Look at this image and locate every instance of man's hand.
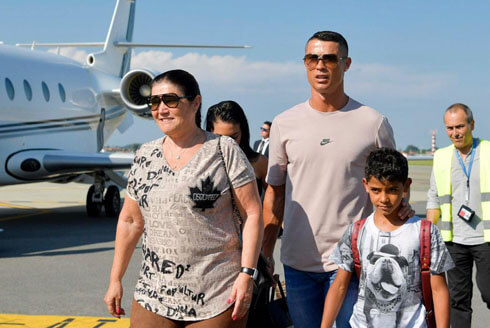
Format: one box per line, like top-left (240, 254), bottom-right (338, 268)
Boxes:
top-left (398, 198), bottom-right (415, 220)
top-left (264, 256), bottom-right (275, 276)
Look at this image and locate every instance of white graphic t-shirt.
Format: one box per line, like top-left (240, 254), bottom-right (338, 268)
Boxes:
top-left (126, 132), bottom-right (255, 321)
top-left (330, 214), bottom-right (454, 328)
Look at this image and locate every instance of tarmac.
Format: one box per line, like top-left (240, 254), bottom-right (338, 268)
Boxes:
top-left (0, 164), bottom-right (489, 327)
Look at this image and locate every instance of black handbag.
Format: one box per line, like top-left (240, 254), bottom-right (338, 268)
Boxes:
top-left (217, 137), bottom-right (292, 327)
top-left (246, 256), bottom-right (292, 328)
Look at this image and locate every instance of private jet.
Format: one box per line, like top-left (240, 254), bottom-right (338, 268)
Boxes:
top-left (0, 0), bottom-right (248, 217)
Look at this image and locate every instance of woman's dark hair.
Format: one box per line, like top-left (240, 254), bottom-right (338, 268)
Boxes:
top-left (151, 69), bottom-right (202, 127)
top-left (365, 148), bottom-right (408, 183)
top-left (205, 100), bottom-right (259, 162)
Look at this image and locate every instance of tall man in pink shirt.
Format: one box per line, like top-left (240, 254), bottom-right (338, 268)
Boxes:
top-left (262, 31), bottom-right (397, 327)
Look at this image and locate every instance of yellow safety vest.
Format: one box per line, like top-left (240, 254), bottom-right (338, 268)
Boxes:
top-left (433, 139), bottom-right (490, 242)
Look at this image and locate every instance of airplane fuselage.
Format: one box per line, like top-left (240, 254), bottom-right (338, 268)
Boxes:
top-left (0, 45), bottom-right (127, 185)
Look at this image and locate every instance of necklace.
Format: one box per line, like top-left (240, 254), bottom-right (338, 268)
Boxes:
top-left (167, 131), bottom-right (201, 165)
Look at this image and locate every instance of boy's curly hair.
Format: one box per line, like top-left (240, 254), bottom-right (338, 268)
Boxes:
top-left (365, 148), bottom-right (408, 183)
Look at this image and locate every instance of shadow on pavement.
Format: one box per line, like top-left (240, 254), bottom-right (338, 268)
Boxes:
top-left (0, 205), bottom-right (118, 258)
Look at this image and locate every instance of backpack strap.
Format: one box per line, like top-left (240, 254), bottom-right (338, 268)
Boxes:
top-left (352, 218), bottom-right (367, 280)
top-left (420, 219), bottom-right (436, 328)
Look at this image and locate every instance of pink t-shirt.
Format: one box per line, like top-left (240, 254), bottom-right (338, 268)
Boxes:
top-left (267, 98), bottom-right (395, 272)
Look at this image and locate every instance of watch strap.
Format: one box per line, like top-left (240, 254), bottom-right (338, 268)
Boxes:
top-left (240, 267), bottom-right (258, 280)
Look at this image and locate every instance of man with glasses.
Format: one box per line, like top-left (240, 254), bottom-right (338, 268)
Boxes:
top-left (253, 121), bottom-right (271, 157)
top-left (262, 31), bottom-right (397, 328)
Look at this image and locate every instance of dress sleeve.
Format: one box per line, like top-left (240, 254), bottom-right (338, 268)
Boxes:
top-left (429, 224), bottom-right (455, 274)
top-left (265, 117), bottom-right (288, 186)
top-left (375, 116), bottom-right (396, 149)
top-left (220, 136), bottom-right (256, 189)
top-left (126, 147), bottom-right (143, 202)
top-left (426, 169), bottom-right (440, 210)
top-left (329, 224), bottom-right (355, 272)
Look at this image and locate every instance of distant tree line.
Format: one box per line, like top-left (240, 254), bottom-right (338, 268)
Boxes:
top-left (401, 145), bottom-right (436, 154)
top-left (125, 143), bottom-right (141, 152)
top-left (103, 143), bottom-right (141, 153)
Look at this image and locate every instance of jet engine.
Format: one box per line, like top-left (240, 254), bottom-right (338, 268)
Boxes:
top-left (119, 69), bottom-right (154, 119)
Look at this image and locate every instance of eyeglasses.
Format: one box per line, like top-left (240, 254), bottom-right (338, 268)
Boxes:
top-left (147, 93), bottom-right (193, 110)
top-left (303, 53), bottom-right (346, 70)
top-left (260, 127), bottom-right (269, 132)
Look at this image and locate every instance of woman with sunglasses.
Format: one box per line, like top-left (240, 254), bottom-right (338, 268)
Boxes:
top-left (104, 69), bottom-right (263, 328)
top-left (205, 101), bottom-right (268, 197)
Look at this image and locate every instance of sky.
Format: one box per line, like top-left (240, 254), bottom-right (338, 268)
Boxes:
top-left (1, 0), bottom-right (490, 150)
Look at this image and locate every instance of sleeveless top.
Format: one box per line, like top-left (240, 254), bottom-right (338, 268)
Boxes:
top-left (126, 132), bottom-right (255, 320)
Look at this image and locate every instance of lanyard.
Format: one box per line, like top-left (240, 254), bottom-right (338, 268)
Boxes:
top-left (455, 138), bottom-right (478, 202)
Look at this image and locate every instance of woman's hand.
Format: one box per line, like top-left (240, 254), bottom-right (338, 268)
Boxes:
top-left (104, 280), bottom-right (126, 318)
top-left (228, 273), bottom-right (254, 321)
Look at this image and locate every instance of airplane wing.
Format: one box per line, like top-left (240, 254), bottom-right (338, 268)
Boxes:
top-left (5, 149), bottom-right (134, 185)
top-left (15, 42), bottom-right (251, 49)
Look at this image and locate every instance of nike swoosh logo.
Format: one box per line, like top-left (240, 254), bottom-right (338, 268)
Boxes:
top-left (320, 138), bottom-right (331, 146)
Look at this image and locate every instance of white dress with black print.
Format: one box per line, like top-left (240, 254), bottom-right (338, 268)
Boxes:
top-left (126, 132), bottom-right (255, 321)
top-left (330, 215), bottom-right (455, 328)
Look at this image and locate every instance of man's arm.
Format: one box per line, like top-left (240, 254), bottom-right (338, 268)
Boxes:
top-left (262, 184), bottom-right (285, 270)
top-left (321, 268), bottom-right (353, 328)
top-left (426, 169), bottom-right (441, 224)
top-left (431, 273), bottom-right (450, 328)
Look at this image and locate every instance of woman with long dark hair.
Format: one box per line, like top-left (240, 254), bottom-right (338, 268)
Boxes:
top-left (206, 101), bottom-right (268, 196)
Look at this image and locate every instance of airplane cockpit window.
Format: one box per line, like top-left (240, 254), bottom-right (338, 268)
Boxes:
top-left (58, 83), bottom-right (66, 103)
top-left (23, 80), bottom-right (32, 101)
top-left (5, 78), bottom-right (15, 100)
top-left (41, 81), bottom-right (50, 102)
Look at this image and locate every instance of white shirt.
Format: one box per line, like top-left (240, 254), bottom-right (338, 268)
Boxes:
top-left (257, 138), bottom-right (269, 154)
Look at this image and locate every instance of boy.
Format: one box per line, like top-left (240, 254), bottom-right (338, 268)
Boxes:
top-left (321, 148), bottom-right (454, 328)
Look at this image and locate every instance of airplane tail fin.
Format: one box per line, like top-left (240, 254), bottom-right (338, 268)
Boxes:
top-left (15, 0), bottom-right (250, 77)
top-left (87, 0), bottom-right (135, 77)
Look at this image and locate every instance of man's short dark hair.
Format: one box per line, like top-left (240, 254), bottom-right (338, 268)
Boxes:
top-left (263, 121), bottom-right (272, 127)
top-left (365, 148), bottom-right (408, 183)
top-left (307, 31), bottom-right (349, 57)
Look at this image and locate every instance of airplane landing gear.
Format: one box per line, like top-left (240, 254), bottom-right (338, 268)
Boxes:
top-left (86, 180), bottom-right (121, 217)
top-left (86, 184), bottom-right (103, 217)
top-left (104, 185), bottom-right (121, 217)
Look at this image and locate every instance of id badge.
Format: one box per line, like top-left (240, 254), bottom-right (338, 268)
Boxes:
top-left (458, 204), bottom-right (475, 222)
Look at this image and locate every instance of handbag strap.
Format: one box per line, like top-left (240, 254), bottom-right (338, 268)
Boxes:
top-left (269, 275), bottom-right (287, 301)
top-left (217, 137), bottom-right (243, 229)
top-left (420, 219), bottom-right (436, 328)
top-left (352, 218), bottom-right (367, 280)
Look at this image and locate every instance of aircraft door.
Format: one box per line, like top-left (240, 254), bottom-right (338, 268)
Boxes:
top-left (96, 108), bottom-right (105, 152)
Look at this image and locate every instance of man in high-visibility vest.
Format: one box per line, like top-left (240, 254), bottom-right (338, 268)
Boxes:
top-left (427, 103), bottom-right (490, 327)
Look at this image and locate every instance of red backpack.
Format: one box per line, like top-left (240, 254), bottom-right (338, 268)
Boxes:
top-left (351, 218), bottom-right (435, 328)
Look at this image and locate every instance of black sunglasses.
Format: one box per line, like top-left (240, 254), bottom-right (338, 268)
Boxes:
top-left (147, 93), bottom-right (194, 110)
top-left (303, 53), bottom-right (346, 69)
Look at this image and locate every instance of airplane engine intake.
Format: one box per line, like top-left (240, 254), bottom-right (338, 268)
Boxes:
top-left (120, 69), bottom-right (154, 119)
